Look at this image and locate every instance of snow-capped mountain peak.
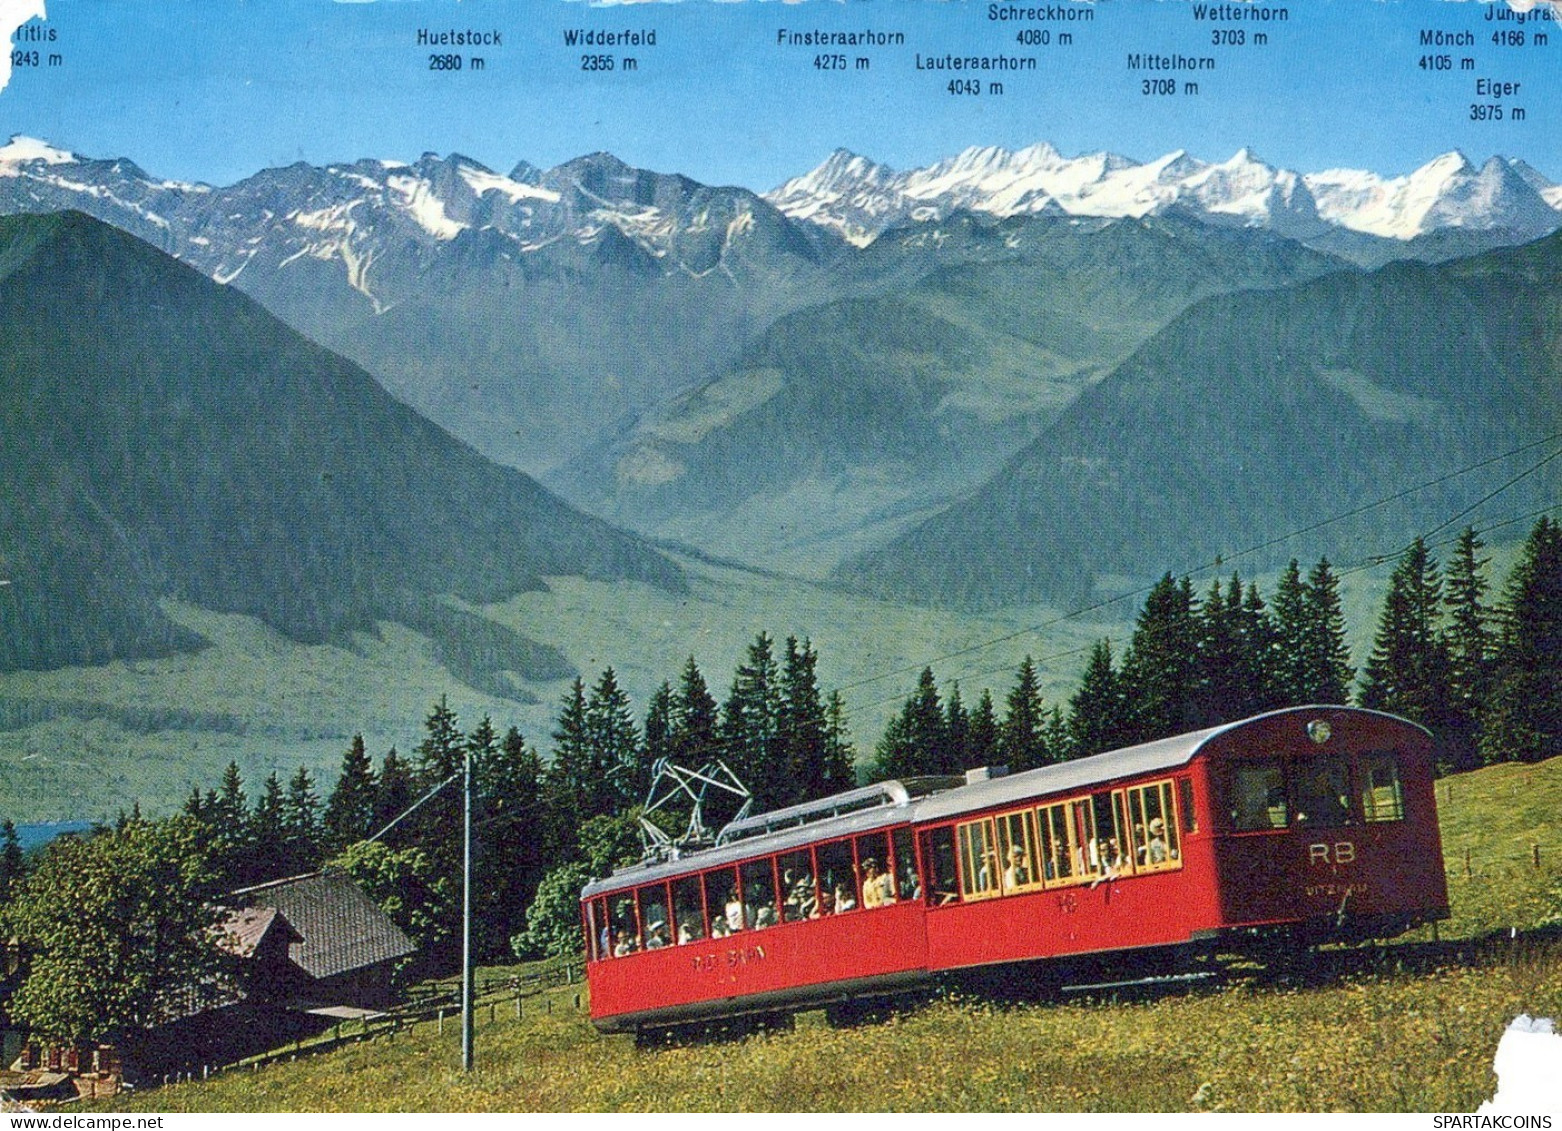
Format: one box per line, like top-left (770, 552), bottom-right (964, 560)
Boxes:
top-left (1307, 148), bottom-right (1558, 239)
top-left (0, 135), bottom-right (76, 168)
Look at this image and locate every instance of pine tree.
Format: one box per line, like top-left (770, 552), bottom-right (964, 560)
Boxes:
top-left (474, 725), bottom-right (547, 957)
top-left (1069, 640), bottom-right (1129, 758)
top-left (873, 708), bottom-right (915, 782)
top-left (777, 637), bottom-right (831, 805)
top-left (408, 697), bottom-right (465, 880)
top-left (323, 734), bottom-right (378, 853)
top-left (247, 772), bottom-right (286, 886)
top-left (182, 786), bottom-right (208, 822)
top-left (944, 683), bottom-right (971, 777)
top-left (212, 761), bottom-right (248, 844)
top-left (640, 682), bottom-right (675, 804)
top-left (967, 689), bottom-right (1001, 770)
top-left (414, 695), bottom-right (465, 786)
top-left (1270, 559), bottom-right (1311, 705)
top-left (999, 656), bottom-right (1049, 771)
top-left (282, 766), bottom-right (322, 874)
top-left (372, 747), bottom-right (414, 847)
top-left (586, 667), bottom-right (641, 813)
top-left (1438, 528), bottom-right (1494, 770)
top-left (1359, 539), bottom-right (1453, 736)
top-left (821, 691), bottom-right (857, 794)
top-left (1238, 580), bottom-right (1282, 714)
top-left (1044, 705), bottom-right (1073, 764)
top-left (874, 668), bottom-right (947, 780)
top-left (671, 657), bottom-right (721, 771)
top-left (721, 635), bottom-right (783, 809)
top-left (546, 677), bottom-right (597, 851)
top-left (466, 715), bottom-right (499, 784)
top-left (1480, 517), bottom-right (1562, 764)
top-left (211, 761), bottom-right (253, 887)
top-left (1120, 573), bottom-right (1200, 743)
top-left (0, 818), bottom-right (25, 903)
top-left (1195, 574), bottom-right (1259, 725)
top-left (1299, 558), bottom-right (1355, 704)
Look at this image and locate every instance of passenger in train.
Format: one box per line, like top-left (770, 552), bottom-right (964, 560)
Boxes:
top-left (1090, 839), bottom-right (1123, 888)
top-left (612, 929), bottom-right (638, 957)
top-left (754, 903), bottom-right (778, 928)
top-left (1144, 818), bottom-right (1170, 864)
top-left (811, 888), bottom-right (836, 917)
top-left (724, 888), bottom-right (747, 933)
top-left (1003, 844), bottom-right (1030, 889)
top-left (861, 858), bottom-right (895, 907)
top-left (833, 881), bottom-right (857, 912)
top-left (899, 864), bottom-right (922, 901)
top-left (677, 919), bottom-right (702, 945)
top-left (785, 873), bottom-right (817, 920)
top-left (645, 922), bottom-right (670, 950)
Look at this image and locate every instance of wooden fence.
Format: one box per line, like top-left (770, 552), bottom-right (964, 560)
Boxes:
top-left (152, 961), bottom-right (586, 1090)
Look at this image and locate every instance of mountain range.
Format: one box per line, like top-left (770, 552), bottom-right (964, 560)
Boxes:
top-left (2, 135), bottom-right (1558, 480)
top-left (0, 210), bottom-right (682, 685)
top-left (765, 142), bottom-right (1562, 248)
top-left (2, 136), bottom-right (1558, 607)
top-left (836, 228), bottom-right (1562, 609)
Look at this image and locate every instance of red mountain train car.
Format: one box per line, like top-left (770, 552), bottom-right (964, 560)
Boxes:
top-left (581, 706), bottom-right (1448, 1034)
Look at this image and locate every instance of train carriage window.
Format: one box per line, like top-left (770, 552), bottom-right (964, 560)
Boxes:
top-left (1037, 802), bottom-right (1075, 885)
top-left (589, 897), bottom-right (610, 961)
top-left (1361, 752), bottom-right (1406, 822)
top-left (816, 838), bottom-right (859, 914)
top-left (893, 827), bottom-right (920, 901)
top-left (638, 883), bottom-right (672, 950)
top-left (923, 826), bottom-right (959, 905)
top-left (957, 818), bottom-right (1001, 899)
top-left (672, 875), bottom-right (705, 945)
top-left (1094, 792), bottom-right (1131, 877)
top-left (856, 831), bottom-right (895, 908)
top-left (1230, 763), bottom-right (1288, 830)
top-left (705, 866), bottom-right (741, 937)
top-left (741, 857), bottom-right (781, 929)
top-left (1293, 755), bottom-right (1353, 829)
top-left (1071, 798), bottom-right (1098, 877)
top-left (1124, 780), bottom-right (1181, 872)
top-left (779, 848), bottom-right (816, 921)
top-left (1178, 778), bottom-right (1198, 835)
top-left (611, 895), bottom-right (639, 956)
top-left (996, 809), bottom-right (1042, 892)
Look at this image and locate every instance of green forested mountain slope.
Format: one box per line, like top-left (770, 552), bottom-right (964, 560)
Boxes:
top-left (556, 212), bottom-right (1345, 569)
top-left (0, 211), bottom-right (683, 675)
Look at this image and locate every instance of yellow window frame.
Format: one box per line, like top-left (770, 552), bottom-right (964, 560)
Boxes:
top-left (996, 808), bottom-right (1044, 894)
top-left (956, 818), bottom-right (1002, 901)
top-left (1124, 779), bottom-right (1183, 874)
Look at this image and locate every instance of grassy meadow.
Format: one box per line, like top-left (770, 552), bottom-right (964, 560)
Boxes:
top-left (96, 751), bottom-right (1562, 1114)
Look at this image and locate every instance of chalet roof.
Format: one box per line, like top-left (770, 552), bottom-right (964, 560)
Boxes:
top-left (232, 871), bottom-right (415, 980)
top-left (217, 905), bottom-right (301, 959)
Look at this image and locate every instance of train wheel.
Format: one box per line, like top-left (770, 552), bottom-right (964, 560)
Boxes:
top-left (825, 996), bottom-right (903, 1028)
top-left (634, 1026), bottom-right (674, 1049)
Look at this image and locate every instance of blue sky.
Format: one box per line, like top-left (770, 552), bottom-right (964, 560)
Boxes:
top-left (2, 0), bottom-right (1558, 187)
